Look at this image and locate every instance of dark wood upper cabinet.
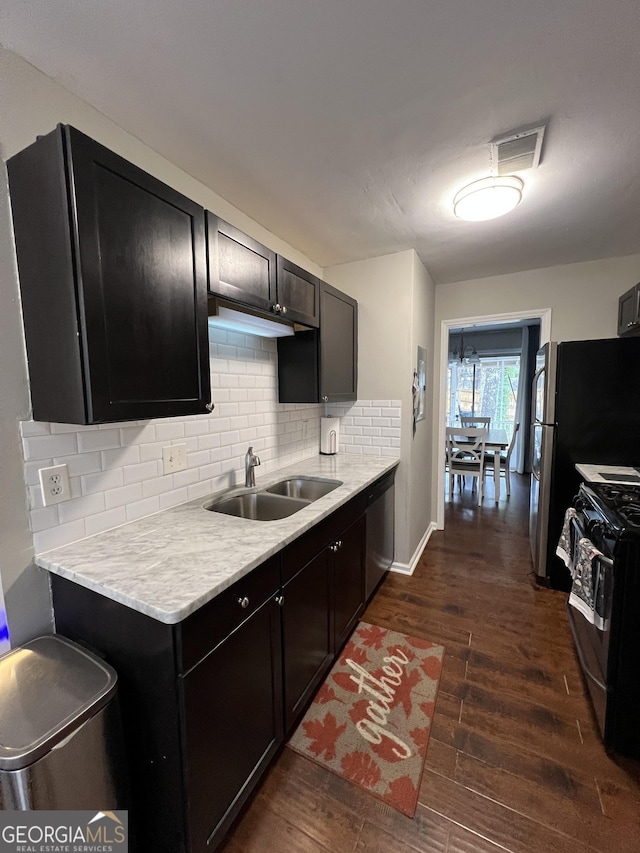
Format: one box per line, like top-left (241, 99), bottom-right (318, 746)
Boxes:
top-left (7, 124), bottom-right (211, 424)
top-left (618, 283), bottom-right (640, 337)
top-left (207, 215), bottom-right (319, 328)
top-left (206, 213), bottom-right (276, 314)
top-left (277, 281), bottom-right (358, 403)
top-left (275, 256), bottom-right (320, 327)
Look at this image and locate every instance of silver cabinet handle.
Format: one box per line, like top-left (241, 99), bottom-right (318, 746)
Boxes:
top-left (329, 541), bottom-right (341, 553)
top-left (280, 305), bottom-right (288, 315)
top-left (236, 596), bottom-right (250, 609)
top-left (205, 402), bottom-right (215, 412)
top-left (322, 395), bottom-right (329, 402)
top-left (337, 539), bottom-right (342, 549)
top-left (272, 303), bottom-right (282, 314)
top-left (275, 594), bottom-right (284, 606)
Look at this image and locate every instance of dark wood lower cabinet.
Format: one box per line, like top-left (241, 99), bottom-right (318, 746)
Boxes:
top-left (333, 514), bottom-right (366, 651)
top-left (48, 483), bottom-right (380, 851)
top-left (181, 597), bottom-right (283, 851)
top-left (281, 548), bottom-right (333, 732)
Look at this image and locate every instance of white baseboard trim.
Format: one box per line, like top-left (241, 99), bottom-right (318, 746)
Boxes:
top-left (390, 522), bottom-right (437, 577)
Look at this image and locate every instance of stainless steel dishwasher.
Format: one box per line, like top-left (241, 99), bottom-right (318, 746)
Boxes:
top-left (365, 469), bottom-right (396, 601)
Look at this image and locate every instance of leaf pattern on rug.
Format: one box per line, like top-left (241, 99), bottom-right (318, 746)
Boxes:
top-left (370, 731), bottom-right (414, 763)
top-left (339, 643), bottom-right (369, 668)
top-left (287, 622), bottom-right (445, 818)
top-left (391, 665), bottom-right (422, 716)
top-left (386, 643), bottom-right (416, 663)
top-left (419, 700), bottom-right (435, 719)
top-left (421, 654), bottom-right (444, 680)
top-left (386, 775), bottom-right (418, 815)
top-left (409, 724), bottom-right (431, 750)
top-left (358, 624), bottom-right (387, 649)
top-left (341, 750), bottom-right (382, 787)
top-left (333, 670), bottom-right (364, 693)
top-left (348, 698), bottom-right (372, 726)
top-left (315, 681), bottom-right (341, 705)
top-left (302, 712), bottom-right (346, 760)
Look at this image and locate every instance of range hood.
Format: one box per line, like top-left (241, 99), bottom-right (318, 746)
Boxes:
top-left (207, 297), bottom-right (296, 338)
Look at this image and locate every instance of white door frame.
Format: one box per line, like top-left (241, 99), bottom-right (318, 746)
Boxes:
top-left (435, 307), bottom-right (552, 529)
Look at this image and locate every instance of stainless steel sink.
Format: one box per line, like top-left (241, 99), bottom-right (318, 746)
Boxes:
top-left (265, 476), bottom-right (342, 501)
top-left (204, 491), bottom-right (309, 521)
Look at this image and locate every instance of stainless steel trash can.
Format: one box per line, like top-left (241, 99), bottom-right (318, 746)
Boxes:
top-left (0, 635), bottom-right (128, 810)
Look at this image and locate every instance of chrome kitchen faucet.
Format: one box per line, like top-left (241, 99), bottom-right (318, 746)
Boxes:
top-left (244, 446), bottom-right (261, 487)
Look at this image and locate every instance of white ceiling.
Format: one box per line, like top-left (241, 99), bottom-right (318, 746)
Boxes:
top-left (2, 0), bottom-right (640, 284)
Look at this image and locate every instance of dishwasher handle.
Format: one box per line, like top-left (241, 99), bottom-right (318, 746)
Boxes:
top-left (367, 470), bottom-right (396, 505)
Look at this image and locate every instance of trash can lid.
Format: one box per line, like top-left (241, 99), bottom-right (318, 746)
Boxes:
top-left (0, 635), bottom-right (117, 771)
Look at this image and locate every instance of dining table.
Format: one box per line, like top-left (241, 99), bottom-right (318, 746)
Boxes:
top-left (456, 427), bottom-right (510, 502)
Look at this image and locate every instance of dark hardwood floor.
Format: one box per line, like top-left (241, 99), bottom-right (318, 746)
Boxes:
top-left (220, 474), bottom-right (640, 852)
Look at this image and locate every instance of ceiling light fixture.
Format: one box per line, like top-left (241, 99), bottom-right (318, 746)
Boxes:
top-left (451, 330), bottom-right (480, 364)
top-left (453, 175), bottom-right (524, 222)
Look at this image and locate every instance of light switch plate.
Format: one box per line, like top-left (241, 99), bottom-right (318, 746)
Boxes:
top-left (163, 443), bottom-right (187, 474)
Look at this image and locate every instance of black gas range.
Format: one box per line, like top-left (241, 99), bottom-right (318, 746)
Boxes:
top-left (565, 482), bottom-right (640, 758)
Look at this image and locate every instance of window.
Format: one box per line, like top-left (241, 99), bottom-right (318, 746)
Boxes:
top-left (447, 356), bottom-right (520, 432)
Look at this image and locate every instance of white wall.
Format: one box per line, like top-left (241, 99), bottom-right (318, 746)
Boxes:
top-left (0, 47), bottom-right (322, 646)
top-left (435, 253), bottom-right (640, 343)
top-left (408, 253), bottom-right (436, 557)
top-left (324, 250), bottom-right (436, 567)
top-left (433, 253), bottom-right (640, 523)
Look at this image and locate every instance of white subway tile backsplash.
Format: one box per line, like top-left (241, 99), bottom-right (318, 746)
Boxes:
top-left (85, 507), bottom-right (127, 537)
top-left (58, 493), bottom-right (106, 524)
top-left (124, 461), bottom-right (160, 484)
top-left (78, 429), bottom-right (121, 453)
top-left (126, 496), bottom-right (161, 522)
top-left (20, 331), bottom-right (394, 551)
top-left (325, 400), bottom-right (401, 459)
top-left (33, 519), bottom-right (87, 553)
top-left (23, 433), bottom-right (77, 461)
top-left (104, 483), bottom-right (144, 510)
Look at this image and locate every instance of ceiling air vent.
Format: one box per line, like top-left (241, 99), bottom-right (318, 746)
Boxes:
top-left (491, 126), bottom-right (545, 175)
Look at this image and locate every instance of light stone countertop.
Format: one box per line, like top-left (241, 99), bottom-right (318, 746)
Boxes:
top-left (36, 454), bottom-right (399, 624)
top-left (575, 463), bottom-right (640, 485)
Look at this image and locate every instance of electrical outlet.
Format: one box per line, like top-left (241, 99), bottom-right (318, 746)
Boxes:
top-left (163, 443), bottom-right (187, 474)
top-left (39, 464), bottom-right (71, 506)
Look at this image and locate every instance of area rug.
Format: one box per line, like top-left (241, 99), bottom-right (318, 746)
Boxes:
top-left (287, 621), bottom-right (445, 817)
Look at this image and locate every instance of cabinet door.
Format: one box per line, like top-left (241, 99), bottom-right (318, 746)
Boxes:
top-left (618, 285), bottom-right (640, 337)
top-left (207, 214), bottom-right (276, 314)
top-left (276, 256), bottom-right (320, 328)
top-left (333, 514), bottom-right (366, 652)
top-left (319, 282), bottom-right (358, 403)
top-left (9, 125), bottom-right (212, 424)
top-left (69, 127), bottom-right (211, 423)
top-left (181, 597), bottom-right (283, 852)
top-left (282, 548), bottom-right (333, 731)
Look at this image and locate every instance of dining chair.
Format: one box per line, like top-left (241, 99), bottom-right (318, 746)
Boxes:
top-left (485, 421), bottom-right (520, 497)
top-left (460, 415), bottom-right (491, 428)
top-left (445, 426), bottom-right (487, 506)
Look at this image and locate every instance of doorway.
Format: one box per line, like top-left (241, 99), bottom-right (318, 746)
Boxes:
top-left (436, 308), bottom-right (551, 529)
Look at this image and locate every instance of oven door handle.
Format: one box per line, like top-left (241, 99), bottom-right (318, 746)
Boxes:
top-left (566, 605), bottom-right (608, 692)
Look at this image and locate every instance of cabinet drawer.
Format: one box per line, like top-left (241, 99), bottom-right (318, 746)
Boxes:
top-left (178, 555), bottom-right (280, 673)
top-left (281, 493), bottom-right (366, 584)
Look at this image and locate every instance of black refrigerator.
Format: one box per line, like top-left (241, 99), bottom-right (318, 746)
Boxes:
top-left (529, 337), bottom-right (640, 590)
